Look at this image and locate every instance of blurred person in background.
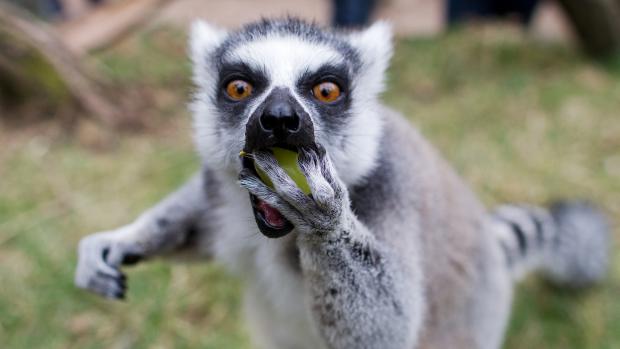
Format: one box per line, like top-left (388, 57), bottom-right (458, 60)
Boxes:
top-left (7, 0), bottom-right (105, 20)
top-left (332, 0), bottom-right (540, 29)
top-left (332, 0), bottom-right (376, 27)
top-left (7, 0), bottom-right (63, 19)
top-left (447, 0), bottom-right (540, 25)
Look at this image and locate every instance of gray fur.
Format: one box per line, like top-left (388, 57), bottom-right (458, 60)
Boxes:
top-left (544, 201), bottom-right (611, 287)
top-left (75, 18), bottom-right (611, 348)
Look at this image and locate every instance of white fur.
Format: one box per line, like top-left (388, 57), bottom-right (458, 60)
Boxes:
top-left (226, 36), bottom-right (345, 87)
top-left (346, 21), bottom-right (393, 99)
top-left (209, 173), bottom-right (326, 349)
top-left (189, 20), bottom-right (232, 168)
top-left (328, 22), bottom-right (393, 185)
top-left (189, 20), bottom-right (228, 92)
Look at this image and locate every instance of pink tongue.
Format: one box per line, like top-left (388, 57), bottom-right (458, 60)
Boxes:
top-left (257, 199), bottom-right (286, 228)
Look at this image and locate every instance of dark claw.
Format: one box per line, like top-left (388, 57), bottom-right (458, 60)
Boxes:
top-left (114, 290), bottom-right (125, 300)
top-left (122, 253), bottom-right (143, 266)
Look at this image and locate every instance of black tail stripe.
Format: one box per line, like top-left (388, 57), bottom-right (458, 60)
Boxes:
top-left (530, 213), bottom-right (545, 246)
top-left (499, 218), bottom-right (527, 256)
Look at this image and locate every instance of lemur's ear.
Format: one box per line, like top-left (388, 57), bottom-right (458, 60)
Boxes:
top-left (346, 21), bottom-right (393, 95)
top-left (189, 20), bottom-right (228, 88)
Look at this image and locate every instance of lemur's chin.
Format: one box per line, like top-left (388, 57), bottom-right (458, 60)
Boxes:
top-left (250, 194), bottom-right (294, 238)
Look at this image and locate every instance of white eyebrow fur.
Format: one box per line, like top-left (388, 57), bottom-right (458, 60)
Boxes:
top-left (224, 35), bottom-right (345, 87)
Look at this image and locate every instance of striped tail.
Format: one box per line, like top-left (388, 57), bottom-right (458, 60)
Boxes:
top-left (490, 201), bottom-right (611, 287)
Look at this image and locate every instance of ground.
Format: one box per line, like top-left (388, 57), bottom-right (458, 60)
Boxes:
top-left (0, 24), bottom-right (619, 348)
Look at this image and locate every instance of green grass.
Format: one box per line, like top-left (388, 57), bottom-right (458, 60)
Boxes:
top-left (1, 25), bottom-right (618, 348)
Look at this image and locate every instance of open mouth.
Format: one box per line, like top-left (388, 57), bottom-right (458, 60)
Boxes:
top-left (242, 155), bottom-right (294, 238)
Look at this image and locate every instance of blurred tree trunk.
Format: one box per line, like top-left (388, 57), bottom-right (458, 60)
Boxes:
top-left (0, 1), bottom-right (125, 126)
top-left (556, 0), bottom-right (620, 58)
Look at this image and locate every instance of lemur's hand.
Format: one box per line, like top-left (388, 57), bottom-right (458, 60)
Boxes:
top-left (239, 144), bottom-right (352, 236)
top-left (75, 227), bottom-right (144, 299)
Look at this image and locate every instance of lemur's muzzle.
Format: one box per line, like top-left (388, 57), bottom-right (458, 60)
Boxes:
top-left (243, 87), bottom-right (315, 238)
top-left (244, 87), bottom-right (315, 152)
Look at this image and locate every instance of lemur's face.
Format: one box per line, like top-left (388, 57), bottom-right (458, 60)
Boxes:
top-left (191, 19), bottom-right (392, 182)
top-left (190, 19), bottom-right (392, 235)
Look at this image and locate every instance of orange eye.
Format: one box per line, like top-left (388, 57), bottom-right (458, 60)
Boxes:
top-left (312, 82), bottom-right (341, 103)
top-left (226, 80), bottom-right (253, 100)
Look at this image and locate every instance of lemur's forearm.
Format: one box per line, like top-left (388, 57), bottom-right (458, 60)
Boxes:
top-left (125, 172), bottom-right (210, 256)
top-left (298, 217), bottom-right (422, 349)
top-left (75, 171), bottom-right (212, 298)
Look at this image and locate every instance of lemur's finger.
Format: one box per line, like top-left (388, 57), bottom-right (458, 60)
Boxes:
top-left (78, 236), bottom-right (122, 278)
top-left (299, 144), bottom-right (345, 205)
top-left (314, 144), bottom-right (346, 201)
top-left (238, 169), bottom-right (306, 226)
top-left (97, 270), bottom-right (127, 292)
top-left (297, 147), bottom-right (335, 208)
top-left (88, 273), bottom-right (125, 299)
top-left (253, 151), bottom-right (317, 213)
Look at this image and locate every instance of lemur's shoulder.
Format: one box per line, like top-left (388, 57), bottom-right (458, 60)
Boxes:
top-left (370, 106), bottom-right (500, 346)
top-left (379, 105), bottom-right (486, 220)
top-left (350, 104), bottom-right (486, 248)
top-left (379, 105), bottom-right (488, 247)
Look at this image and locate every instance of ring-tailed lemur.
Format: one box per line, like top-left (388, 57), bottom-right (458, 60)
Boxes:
top-left (75, 18), bottom-right (611, 349)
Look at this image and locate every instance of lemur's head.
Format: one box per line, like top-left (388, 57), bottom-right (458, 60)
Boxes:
top-left (190, 18), bottom-right (392, 185)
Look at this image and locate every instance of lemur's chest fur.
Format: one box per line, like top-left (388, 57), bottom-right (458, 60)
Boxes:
top-left (208, 174), bottom-right (325, 349)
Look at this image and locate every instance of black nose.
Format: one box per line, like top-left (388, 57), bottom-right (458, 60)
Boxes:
top-left (259, 99), bottom-right (300, 139)
top-left (244, 87), bottom-right (315, 151)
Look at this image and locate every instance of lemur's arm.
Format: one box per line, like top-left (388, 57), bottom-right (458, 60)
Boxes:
top-left (239, 146), bottom-right (424, 349)
top-left (75, 171), bottom-right (214, 299)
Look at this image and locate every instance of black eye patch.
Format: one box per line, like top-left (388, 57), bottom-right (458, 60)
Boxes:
top-left (217, 62), bottom-right (268, 100)
top-left (296, 64), bottom-right (352, 125)
top-left (215, 62), bottom-right (269, 128)
top-left (297, 64), bottom-right (351, 98)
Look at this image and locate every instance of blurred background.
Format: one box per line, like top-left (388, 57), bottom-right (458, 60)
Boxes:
top-left (0, 0), bottom-right (619, 348)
